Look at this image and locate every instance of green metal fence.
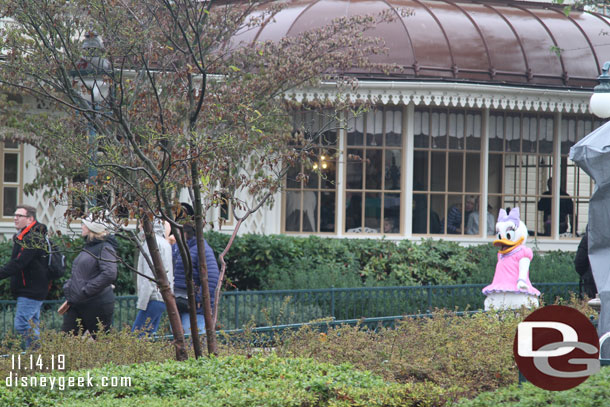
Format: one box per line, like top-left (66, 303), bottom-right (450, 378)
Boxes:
top-left (0, 296), bottom-right (139, 334)
top-left (217, 282), bottom-right (578, 330)
top-left (0, 282), bottom-right (579, 335)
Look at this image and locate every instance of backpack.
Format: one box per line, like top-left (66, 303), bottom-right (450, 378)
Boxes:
top-left (45, 236), bottom-right (66, 280)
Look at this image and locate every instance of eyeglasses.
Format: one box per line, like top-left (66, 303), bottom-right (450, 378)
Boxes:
top-left (13, 214), bottom-right (28, 218)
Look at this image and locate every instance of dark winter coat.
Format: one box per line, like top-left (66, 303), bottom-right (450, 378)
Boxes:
top-left (63, 236), bottom-right (118, 305)
top-left (574, 232), bottom-right (597, 298)
top-left (173, 237), bottom-right (220, 313)
top-left (0, 221), bottom-right (49, 301)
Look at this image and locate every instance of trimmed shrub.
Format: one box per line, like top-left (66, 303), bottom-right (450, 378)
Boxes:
top-left (0, 298), bottom-right (596, 406)
top-left (0, 232), bottom-right (580, 300)
top-left (275, 310), bottom-right (521, 401)
top-left (456, 366), bottom-right (610, 407)
top-left (0, 329), bottom-right (175, 378)
top-left (273, 298), bottom-right (598, 402)
top-left (205, 232), bottom-right (579, 291)
top-left (0, 354), bottom-right (452, 407)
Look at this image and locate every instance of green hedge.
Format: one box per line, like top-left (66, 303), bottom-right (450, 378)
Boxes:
top-left (204, 232), bottom-right (579, 290)
top-left (456, 366), bottom-right (610, 407)
top-left (0, 232), bottom-right (579, 300)
top-left (0, 354), bottom-right (451, 407)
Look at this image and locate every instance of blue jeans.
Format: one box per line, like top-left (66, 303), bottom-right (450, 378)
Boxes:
top-left (132, 300), bottom-right (166, 336)
top-left (15, 297), bottom-right (43, 349)
top-left (180, 312), bottom-right (205, 335)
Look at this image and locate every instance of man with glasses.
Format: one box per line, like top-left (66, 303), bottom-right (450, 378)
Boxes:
top-left (0, 205), bottom-right (49, 349)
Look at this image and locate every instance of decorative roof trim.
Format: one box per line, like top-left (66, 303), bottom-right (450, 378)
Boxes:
top-left (286, 81), bottom-right (593, 114)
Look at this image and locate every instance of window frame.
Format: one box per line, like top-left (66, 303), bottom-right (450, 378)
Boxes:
top-left (343, 107), bottom-right (404, 235)
top-left (559, 115), bottom-right (602, 238)
top-left (0, 142), bottom-right (23, 221)
top-left (282, 110), bottom-right (339, 234)
top-left (412, 107), bottom-right (483, 236)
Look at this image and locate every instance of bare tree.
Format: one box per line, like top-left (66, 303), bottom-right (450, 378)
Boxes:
top-left (0, 0), bottom-right (391, 357)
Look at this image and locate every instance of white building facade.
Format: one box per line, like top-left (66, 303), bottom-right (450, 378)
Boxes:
top-left (2, 0), bottom-right (610, 252)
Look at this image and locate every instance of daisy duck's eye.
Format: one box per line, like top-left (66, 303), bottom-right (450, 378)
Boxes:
top-left (498, 233), bottom-right (502, 240)
top-left (506, 231), bottom-right (513, 241)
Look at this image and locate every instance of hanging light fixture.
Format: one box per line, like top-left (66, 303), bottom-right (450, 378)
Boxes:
top-left (589, 61), bottom-right (610, 119)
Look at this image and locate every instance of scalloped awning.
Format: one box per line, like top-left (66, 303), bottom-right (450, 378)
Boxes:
top-left (230, 0), bottom-right (610, 90)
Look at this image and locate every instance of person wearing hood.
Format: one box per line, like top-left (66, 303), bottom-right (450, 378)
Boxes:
top-left (60, 215), bottom-right (118, 337)
top-left (0, 205), bottom-right (49, 349)
top-left (132, 220), bottom-right (173, 335)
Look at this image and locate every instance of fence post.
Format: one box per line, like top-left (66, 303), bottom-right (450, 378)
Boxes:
top-left (427, 286), bottom-right (432, 313)
top-left (234, 290), bottom-right (239, 330)
top-left (331, 286), bottom-right (335, 319)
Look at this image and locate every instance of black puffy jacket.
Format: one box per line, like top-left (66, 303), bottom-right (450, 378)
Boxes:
top-left (0, 221), bottom-right (49, 301)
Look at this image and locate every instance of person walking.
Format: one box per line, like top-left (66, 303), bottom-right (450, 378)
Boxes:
top-left (60, 215), bottom-right (117, 337)
top-left (172, 223), bottom-right (220, 334)
top-left (574, 228), bottom-right (599, 306)
top-left (0, 205), bottom-right (49, 349)
top-left (537, 177), bottom-right (574, 236)
top-left (132, 220), bottom-right (174, 335)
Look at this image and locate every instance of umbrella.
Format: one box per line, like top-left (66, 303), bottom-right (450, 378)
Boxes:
top-left (570, 120), bottom-right (610, 358)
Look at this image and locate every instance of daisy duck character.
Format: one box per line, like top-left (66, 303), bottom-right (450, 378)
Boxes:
top-left (482, 207), bottom-right (540, 310)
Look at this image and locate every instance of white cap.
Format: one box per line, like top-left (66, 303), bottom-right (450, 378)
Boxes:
top-left (82, 215), bottom-right (108, 234)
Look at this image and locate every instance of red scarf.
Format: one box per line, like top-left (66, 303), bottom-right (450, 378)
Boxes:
top-left (17, 220), bottom-right (37, 241)
top-left (16, 220), bottom-right (37, 286)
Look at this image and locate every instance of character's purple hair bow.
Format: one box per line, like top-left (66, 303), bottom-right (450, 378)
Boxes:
top-left (497, 207), bottom-right (521, 227)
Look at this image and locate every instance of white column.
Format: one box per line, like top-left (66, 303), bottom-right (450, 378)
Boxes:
top-left (404, 103), bottom-right (414, 238)
top-left (552, 111), bottom-right (562, 240)
top-left (481, 108), bottom-right (490, 238)
top-left (336, 110), bottom-right (346, 237)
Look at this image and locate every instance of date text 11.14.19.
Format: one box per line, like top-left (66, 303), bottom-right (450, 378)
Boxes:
top-left (11, 354), bottom-right (65, 371)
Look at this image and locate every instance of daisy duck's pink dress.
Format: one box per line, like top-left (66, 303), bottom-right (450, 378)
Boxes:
top-left (483, 246), bottom-right (540, 296)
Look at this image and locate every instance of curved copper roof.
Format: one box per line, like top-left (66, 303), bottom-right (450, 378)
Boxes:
top-left (231, 0), bottom-right (610, 89)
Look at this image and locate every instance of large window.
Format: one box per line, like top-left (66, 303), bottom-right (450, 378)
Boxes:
top-left (1, 142), bottom-right (22, 219)
top-left (284, 110), bottom-right (337, 233)
top-left (412, 109), bottom-right (482, 235)
top-left (345, 108), bottom-right (402, 234)
top-left (280, 105), bottom-right (597, 241)
top-left (488, 112), bottom-right (555, 237)
top-left (561, 116), bottom-right (602, 237)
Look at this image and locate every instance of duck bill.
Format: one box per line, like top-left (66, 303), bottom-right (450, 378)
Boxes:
top-left (493, 236), bottom-right (525, 254)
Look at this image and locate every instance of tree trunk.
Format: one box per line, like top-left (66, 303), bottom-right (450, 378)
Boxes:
top-left (141, 216), bottom-right (188, 361)
top-left (172, 221), bottom-right (204, 358)
top-left (190, 160), bottom-right (217, 356)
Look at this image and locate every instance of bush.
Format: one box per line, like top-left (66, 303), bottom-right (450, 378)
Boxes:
top-left (455, 366), bottom-right (610, 407)
top-left (0, 354), bottom-right (452, 407)
top-left (272, 298), bottom-right (598, 402)
top-left (0, 329), bottom-right (175, 379)
top-left (0, 298), bottom-right (597, 406)
top-left (275, 310), bottom-right (521, 401)
top-left (205, 232), bottom-right (579, 291)
top-left (262, 256), bottom-right (363, 290)
top-left (217, 295), bottom-right (327, 330)
top-left (0, 232), bottom-right (580, 300)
